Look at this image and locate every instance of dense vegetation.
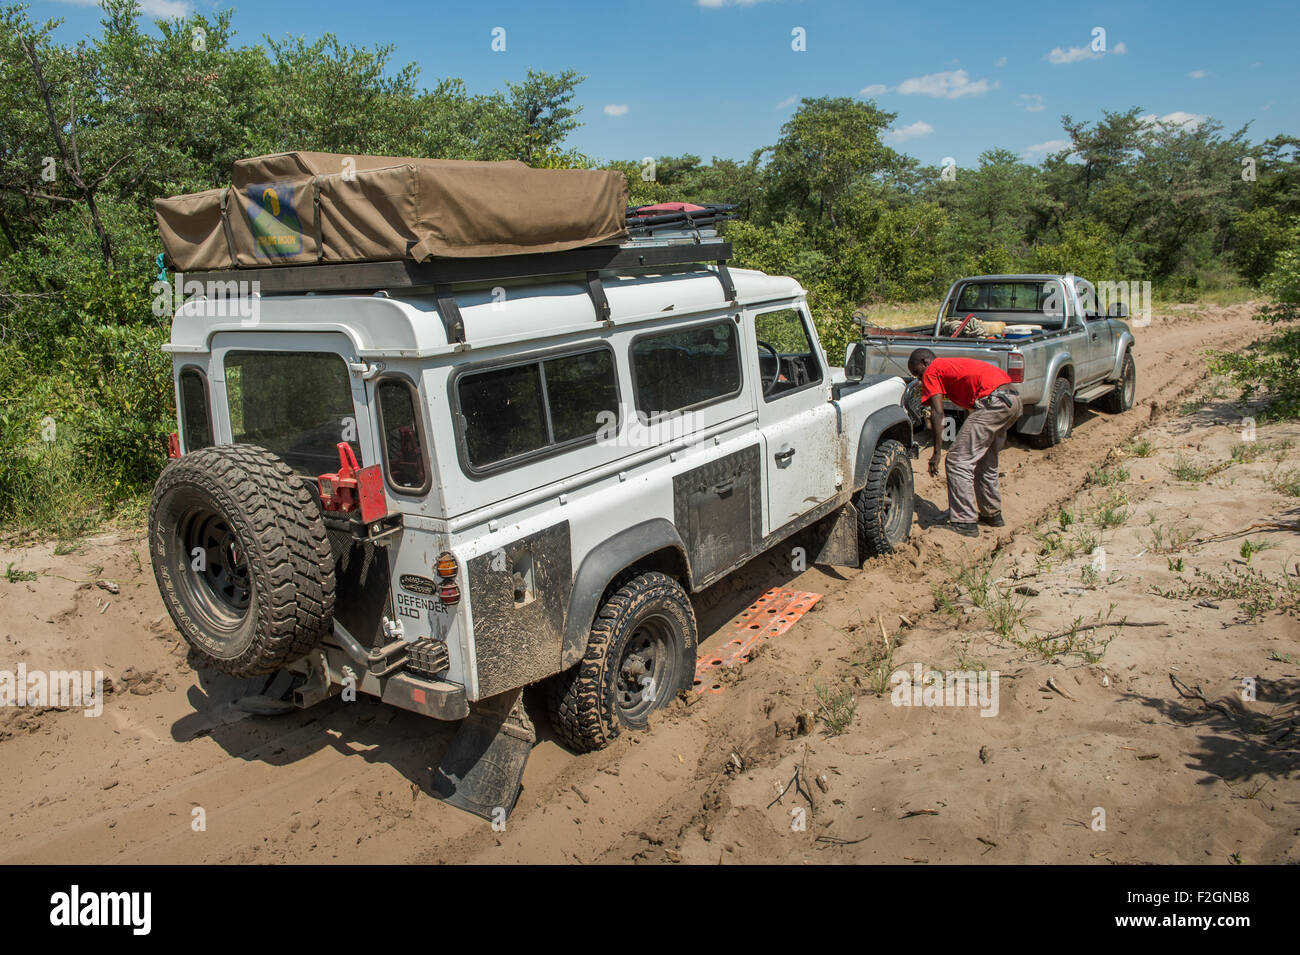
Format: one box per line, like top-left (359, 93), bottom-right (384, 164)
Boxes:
top-left (1, 0), bottom-right (1296, 534)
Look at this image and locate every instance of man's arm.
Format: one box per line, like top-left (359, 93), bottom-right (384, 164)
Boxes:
top-left (928, 393), bottom-right (945, 477)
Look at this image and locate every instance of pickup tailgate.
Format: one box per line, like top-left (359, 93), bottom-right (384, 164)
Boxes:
top-left (860, 334), bottom-right (1018, 379)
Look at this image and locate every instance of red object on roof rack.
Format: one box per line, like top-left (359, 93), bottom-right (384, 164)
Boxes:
top-left (633, 202), bottom-right (707, 214)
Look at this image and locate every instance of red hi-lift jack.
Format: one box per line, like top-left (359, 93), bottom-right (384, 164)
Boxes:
top-left (317, 442), bottom-right (388, 525)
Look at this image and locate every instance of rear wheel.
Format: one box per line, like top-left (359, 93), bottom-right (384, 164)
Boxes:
top-left (548, 571), bottom-right (697, 753)
top-left (1030, 377), bottom-right (1074, 448)
top-left (1095, 350), bottom-right (1136, 414)
top-left (148, 444), bottom-right (335, 677)
top-left (855, 438), bottom-right (914, 557)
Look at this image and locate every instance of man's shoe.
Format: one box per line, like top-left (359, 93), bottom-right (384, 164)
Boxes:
top-left (940, 520), bottom-right (979, 538)
top-left (978, 512), bottom-right (1005, 527)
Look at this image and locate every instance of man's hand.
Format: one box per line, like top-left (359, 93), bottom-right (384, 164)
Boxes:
top-left (928, 452), bottom-right (941, 478)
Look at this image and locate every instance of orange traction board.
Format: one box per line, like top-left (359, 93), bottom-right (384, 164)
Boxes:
top-left (692, 588), bottom-right (822, 694)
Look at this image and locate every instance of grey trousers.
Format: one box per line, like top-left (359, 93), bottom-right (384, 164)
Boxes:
top-left (946, 388), bottom-right (1023, 523)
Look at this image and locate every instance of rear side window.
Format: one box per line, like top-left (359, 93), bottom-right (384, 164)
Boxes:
top-left (178, 367), bottom-right (213, 452)
top-left (631, 320), bottom-right (741, 418)
top-left (376, 379), bottom-right (429, 492)
top-left (223, 351), bottom-right (359, 475)
top-left (456, 347), bottom-right (618, 471)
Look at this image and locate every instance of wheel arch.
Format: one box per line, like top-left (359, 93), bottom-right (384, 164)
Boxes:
top-left (561, 519), bottom-right (692, 669)
top-left (852, 404), bottom-right (911, 492)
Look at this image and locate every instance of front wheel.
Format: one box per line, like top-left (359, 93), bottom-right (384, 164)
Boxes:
top-left (1095, 350), bottom-right (1136, 414)
top-left (548, 571), bottom-right (698, 753)
top-left (855, 438), bottom-right (914, 557)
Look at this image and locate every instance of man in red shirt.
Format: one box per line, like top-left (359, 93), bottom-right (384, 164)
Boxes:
top-left (907, 348), bottom-right (1024, 537)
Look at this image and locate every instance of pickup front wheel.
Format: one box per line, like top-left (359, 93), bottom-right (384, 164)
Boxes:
top-left (1095, 350), bottom-right (1136, 414)
top-left (855, 439), bottom-right (914, 557)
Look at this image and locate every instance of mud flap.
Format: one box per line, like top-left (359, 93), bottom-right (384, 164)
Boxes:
top-left (431, 688), bottom-right (535, 821)
top-left (231, 669), bottom-right (301, 716)
top-left (813, 501), bottom-right (860, 568)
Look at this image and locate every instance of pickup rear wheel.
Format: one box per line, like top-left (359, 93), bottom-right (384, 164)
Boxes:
top-left (855, 438), bottom-right (914, 557)
top-left (1031, 377), bottom-right (1074, 449)
top-left (548, 570), bottom-right (698, 753)
top-left (1095, 350), bottom-right (1136, 414)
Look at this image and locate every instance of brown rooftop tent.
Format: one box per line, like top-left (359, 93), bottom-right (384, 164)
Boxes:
top-left (155, 151), bottom-right (629, 272)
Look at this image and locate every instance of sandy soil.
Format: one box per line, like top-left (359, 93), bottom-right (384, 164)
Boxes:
top-left (1, 301), bottom-right (1295, 864)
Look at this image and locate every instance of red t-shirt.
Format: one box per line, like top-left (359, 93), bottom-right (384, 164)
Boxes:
top-left (919, 357), bottom-right (1012, 411)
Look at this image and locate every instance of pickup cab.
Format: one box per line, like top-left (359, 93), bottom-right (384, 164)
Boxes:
top-left (853, 274), bottom-right (1137, 446)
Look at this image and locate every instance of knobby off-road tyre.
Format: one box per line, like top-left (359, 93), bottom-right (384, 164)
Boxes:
top-left (548, 570), bottom-right (698, 753)
top-left (1030, 377), bottom-right (1075, 449)
top-left (855, 438), bottom-right (914, 557)
top-left (148, 444), bottom-right (336, 678)
top-left (1094, 349), bottom-right (1136, 414)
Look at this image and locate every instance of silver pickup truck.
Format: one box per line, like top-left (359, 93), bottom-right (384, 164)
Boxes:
top-left (853, 273), bottom-right (1136, 447)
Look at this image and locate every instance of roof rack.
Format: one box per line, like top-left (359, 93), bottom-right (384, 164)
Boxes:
top-left (186, 235), bottom-right (736, 345)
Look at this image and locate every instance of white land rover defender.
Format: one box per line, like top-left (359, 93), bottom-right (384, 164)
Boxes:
top-left (149, 196), bottom-right (915, 816)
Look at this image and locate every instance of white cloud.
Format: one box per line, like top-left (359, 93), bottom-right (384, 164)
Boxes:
top-left (859, 83), bottom-right (887, 96)
top-left (897, 69), bottom-right (994, 99)
top-left (1019, 94), bottom-right (1044, 113)
top-left (50, 0), bottom-right (192, 15)
top-left (1048, 40), bottom-right (1126, 63)
top-left (775, 95), bottom-right (798, 110)
top-left (995, 56), bottom-right (1008, 68)
top-left (1188, 69), bottom-right (1207, 79)
top-left (1025, 138), bottom-right (1071, 155)
top-left (1047, 45), bottom-right (1101, 64)
top-left (603, 104), bottom-right (629, 117)
top-left (1140, 111), bottom-right (1206, 130)
top-left (887, 121), bottom-right (934, 143)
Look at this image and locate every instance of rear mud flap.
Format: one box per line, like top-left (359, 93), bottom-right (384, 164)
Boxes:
top-left (813, 501), bottom-right (860, 568)
top-left (432, 688), bottom-right (535, 821)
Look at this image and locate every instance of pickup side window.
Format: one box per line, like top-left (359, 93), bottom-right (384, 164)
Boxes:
top-left (754, 308), bottom-right (823, 400)
top-left (178, 366), bottom-right (213, 453)
top-left (630, 319), bottom-right (742, 419)
top-left (375, 377), bottom-right (429, 493)
top-left (223, 351), bottom-right (360, 475)
top-left (456, 346), bottom-right (619, 472)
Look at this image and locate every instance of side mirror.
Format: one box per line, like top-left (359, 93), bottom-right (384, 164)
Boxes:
top-left (844, 342), bottom-right (866, 383)
top-left (1108, 302), bottom-right (1128, 319)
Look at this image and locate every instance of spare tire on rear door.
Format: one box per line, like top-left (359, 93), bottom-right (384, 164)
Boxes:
top-left (148, 444), bottom-right (336, 677)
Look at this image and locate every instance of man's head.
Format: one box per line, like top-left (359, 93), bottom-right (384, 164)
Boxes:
top-left (907, 348), bottom-right (935, 378)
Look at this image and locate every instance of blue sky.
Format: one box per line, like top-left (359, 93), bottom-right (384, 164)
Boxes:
top-left (39, 0), bottom-right (1300, 168)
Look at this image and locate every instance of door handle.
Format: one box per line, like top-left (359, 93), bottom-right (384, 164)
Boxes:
top-left (774, 448), bottom-right (796, 463)
top-left (712, 480), bottom-right (734, 496)
top-left (1090, 333), bottom-right (1098, 341)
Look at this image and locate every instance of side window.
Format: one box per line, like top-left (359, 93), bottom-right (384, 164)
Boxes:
top-left (178, 367), bottom-right (213, 452)
top-left (456, 347), bottom-right (619, 472)
top-left (753, 308), bottom-right (822, 400)
top-left (224, 350), bottom-right (359, 475)
top-left (376, 378), bottom-right (429, 493)
top-left (630, 320), bottom-right (742, 419)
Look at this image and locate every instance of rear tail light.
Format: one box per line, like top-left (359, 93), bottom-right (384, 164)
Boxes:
top-left (1007, 352), bottom-right (1025, 383)
top-left (435, 552), bottom-right (458, 579)
top-left (438, 581), bottom-right (461, 605)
